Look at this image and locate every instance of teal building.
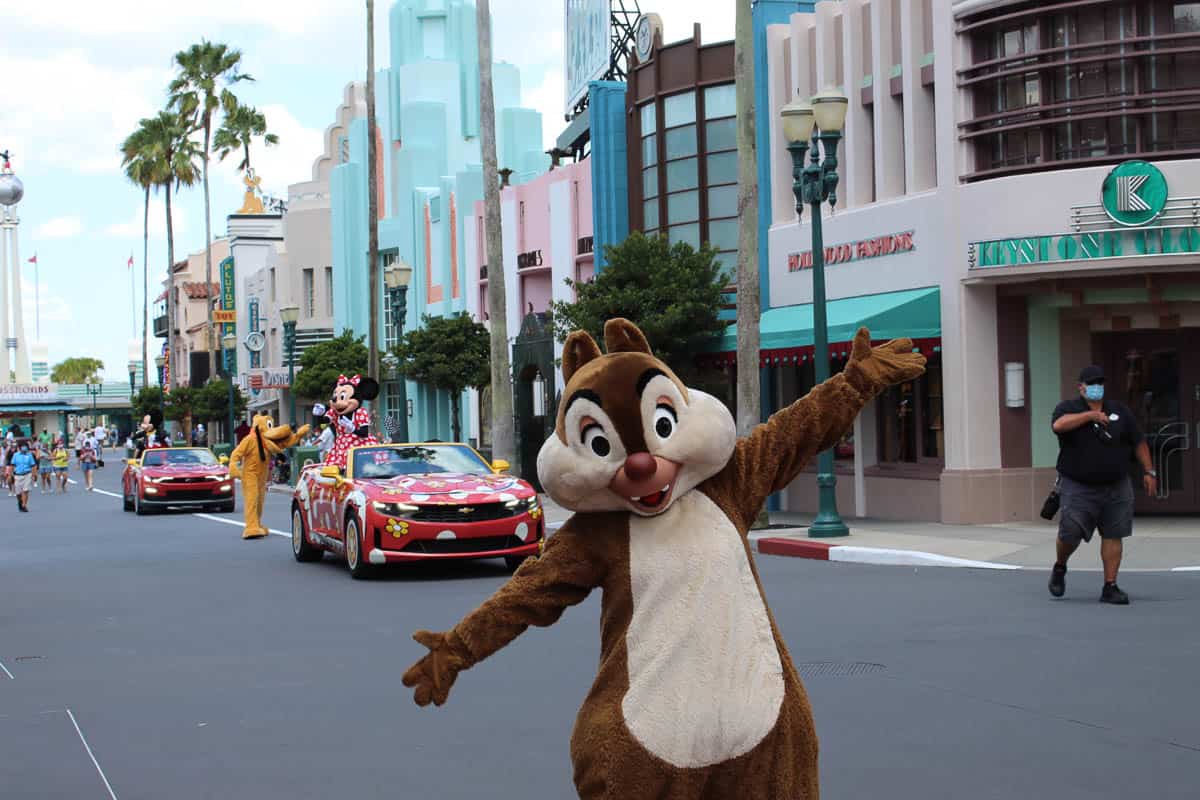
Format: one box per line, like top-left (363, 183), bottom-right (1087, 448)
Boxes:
top-left (331, 0), bottom-right (546, 443)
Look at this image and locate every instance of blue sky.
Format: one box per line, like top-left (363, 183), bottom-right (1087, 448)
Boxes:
top-left (4, 0), bottom-right (734, 381)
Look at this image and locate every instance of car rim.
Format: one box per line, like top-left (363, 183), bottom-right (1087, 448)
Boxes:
top-left (292, 509), bottom-right (303, 554)
top-left (346, 520), bottom-right (358, 568)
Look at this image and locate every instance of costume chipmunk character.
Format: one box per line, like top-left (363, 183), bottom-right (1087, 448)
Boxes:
top-left (403, 318), bottom-right (925, 799)
top-left (229, 413), bottom-right (310, 539)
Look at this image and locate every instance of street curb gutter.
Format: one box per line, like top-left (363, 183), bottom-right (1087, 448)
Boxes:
top-left (756, 537), bottom-right (1023, 570)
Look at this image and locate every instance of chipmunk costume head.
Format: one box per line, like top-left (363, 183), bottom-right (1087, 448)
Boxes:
top-left (404, 318), bottom-right (925, 800)
top-left (229, 412), bottom-right (310, 539)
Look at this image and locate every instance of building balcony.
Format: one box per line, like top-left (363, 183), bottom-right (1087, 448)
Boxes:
top-left (153, 315), bottom-right (169, 338)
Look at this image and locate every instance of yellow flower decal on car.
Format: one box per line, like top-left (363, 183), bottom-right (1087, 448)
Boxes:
top-left (386, 518), bottom-right (409, 537)
top-left (529, 506), bottom-right (542, 520)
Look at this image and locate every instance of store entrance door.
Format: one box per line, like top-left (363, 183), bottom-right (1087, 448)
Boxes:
top-left (1099, 331), bottom-right (1200, 513)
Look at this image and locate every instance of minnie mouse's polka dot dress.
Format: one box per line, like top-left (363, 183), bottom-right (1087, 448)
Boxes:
top-left (324, 408), bottom-right (378, 469)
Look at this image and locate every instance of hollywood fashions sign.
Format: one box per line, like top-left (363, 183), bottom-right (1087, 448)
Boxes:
top-left (788, 231), bottom-right (915, 272)
top-left (0, 384), bottom-right (57, 403)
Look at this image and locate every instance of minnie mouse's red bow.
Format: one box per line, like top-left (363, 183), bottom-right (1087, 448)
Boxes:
top-left (336, 374), bottom-right (362, 386)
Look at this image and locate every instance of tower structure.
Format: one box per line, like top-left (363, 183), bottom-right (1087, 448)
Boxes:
top-left (0, 151), bottom-right (31, 383)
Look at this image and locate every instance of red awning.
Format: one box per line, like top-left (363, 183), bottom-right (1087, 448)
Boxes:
top-left (697, 337), bottom-right (942, 370)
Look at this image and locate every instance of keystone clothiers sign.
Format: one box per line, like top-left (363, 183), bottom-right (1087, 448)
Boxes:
top-left (788, 231), bottom-right (915, 272)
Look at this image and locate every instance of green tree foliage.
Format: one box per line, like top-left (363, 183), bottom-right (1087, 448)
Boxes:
top-left (213, 102), bottom-right (279, 173)
top-left (50, 357), bottom-right (105, 384)
top-left (131, 385), bottom-right (195, 425)
top-left (164, 386), bottom-right (196, 424)
top-left (193, 378), bottom-right (248, 424)
top-left (292, 330), bottom-right (369, 403)
top-left (131, 387), bottom-right (164, 422)
top-left (550, 232), bottom-right (731, 376)
top-left (391, 313), bottom-right (490, 441)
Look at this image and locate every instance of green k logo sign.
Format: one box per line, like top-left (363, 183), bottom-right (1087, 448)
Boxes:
top-left (1101, 161), bottom-right (1168, 227)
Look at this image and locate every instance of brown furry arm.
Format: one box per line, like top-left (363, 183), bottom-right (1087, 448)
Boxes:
top-left (227, 436), bottom-right (251, 480)
top-left (725, 328), bottom-right (925, 528)
top-left (284, 424), bottom-right (312, 448)
top-left (402, 523), bottom-right (605, 706)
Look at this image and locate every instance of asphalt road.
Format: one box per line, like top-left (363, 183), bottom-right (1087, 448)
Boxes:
top-left (2, 463), bottom-right (1198, 799)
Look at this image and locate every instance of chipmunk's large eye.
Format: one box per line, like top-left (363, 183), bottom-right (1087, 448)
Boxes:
top-left (653, 404), bottom-right (677, 440)
top-left (582, 423), bottom-right (611, 457)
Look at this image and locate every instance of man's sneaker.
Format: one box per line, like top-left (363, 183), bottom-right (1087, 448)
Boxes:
top-left (1048, 563), bottom-right (1067, 598)
top-left (1100, 583), bottom-right (1129, 605)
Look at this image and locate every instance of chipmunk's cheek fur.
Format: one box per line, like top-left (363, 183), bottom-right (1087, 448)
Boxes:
top-left (537, 434), bottom-right (629, 513)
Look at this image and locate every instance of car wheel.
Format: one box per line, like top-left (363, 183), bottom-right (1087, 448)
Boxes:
top-left (292, 506), bottom-right (322, 563)
top-left (344, 515), bottom-right (372, 579)
top-left (122, 487), bottom-right (133, 512)
top-left (134, 491), bottom-right (151, 516)
top-left (505, 554), bottom-right (532, 572)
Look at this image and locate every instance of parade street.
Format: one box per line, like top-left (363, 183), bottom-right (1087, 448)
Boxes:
top-left (0, 465), bottom-right (1195, 800)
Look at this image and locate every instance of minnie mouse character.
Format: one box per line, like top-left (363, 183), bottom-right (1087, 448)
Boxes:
top-left (313, 373), bottom-right (380, 469)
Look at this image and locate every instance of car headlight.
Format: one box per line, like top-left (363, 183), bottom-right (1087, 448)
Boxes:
top-left (147, 475), bottom-right (168, 484)
top-left (506, 496), bottom-right (540, 510)
top-left (373, 501), bottom-right (420, 516)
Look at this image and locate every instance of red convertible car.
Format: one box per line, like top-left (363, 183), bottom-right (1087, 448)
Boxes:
top-left (290, 443), bottom-right (545, 578)
top-left (122, 447), bottom-right (235, 515)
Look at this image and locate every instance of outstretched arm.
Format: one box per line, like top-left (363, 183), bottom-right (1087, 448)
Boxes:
top-left (227, 436), bottom-right (250, 480)
top-left (723, 328), bottom-right (925, 529)
top-left (403, 523), bottom-right (606, 706)
top-left (284, 424), bottom-right (312, 449)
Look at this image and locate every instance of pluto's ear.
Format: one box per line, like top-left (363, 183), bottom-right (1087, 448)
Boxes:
top-left (604, 318), bottom-right (652, 355)
top-left (562, 330), bottom-right (602, 384)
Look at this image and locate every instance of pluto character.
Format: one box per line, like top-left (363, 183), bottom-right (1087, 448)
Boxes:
top-left (402, 318), bottom-right (925, 799)
top-left (313, 373), bottom-right (379, 470)
top-left (229, 413), bottom-right (310, 539)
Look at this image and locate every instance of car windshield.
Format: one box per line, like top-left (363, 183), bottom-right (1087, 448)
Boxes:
top-left (142, 449), bottom-right (218, 467)
top-left (352, 445), bottom-right (491, 479)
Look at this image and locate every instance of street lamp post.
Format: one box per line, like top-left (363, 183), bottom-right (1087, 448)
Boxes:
top-left (154, 355), bottom-right (166, 425)
top-left (222, 332), bottom-right (237, 446)
top-left (85, 382), bottom-right (101, 428)
top-left (781, 88), bottom-right (850, 538)
top-left (279, 306), bottom-right (300, 428)
top-left (128, 362), bottom-right (137, 440)
top-left (383, 258), bottom-right (413, 443)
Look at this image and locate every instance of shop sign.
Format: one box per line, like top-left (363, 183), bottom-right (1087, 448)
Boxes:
top-left (565, 0), bottom-right (611, 111)
top-left (971, 226), bottom-right (1200, 268)
top-left (248, 369), bottom-right (291, 390)
top-left (0, 384), bottom-right (57, 403)
top-left (219, 256), bottom-right (236, 337)
top-left (788, 231), bottom-right (915, 272)
top-left (517, 249), bottom-right (545, 269)
top-left (1101, 161), bottom-right (1168, 227)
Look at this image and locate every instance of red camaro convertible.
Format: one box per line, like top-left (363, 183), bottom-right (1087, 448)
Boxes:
top-left (122, 447), bottom-right (235, 515)
top-left (290, 443), bottom-right (545, 578)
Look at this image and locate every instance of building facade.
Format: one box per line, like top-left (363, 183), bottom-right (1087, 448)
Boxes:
top-left (749, 0), bottom-right (1200, 522)
top-left (331, 0), bottom-right (547, 443)
top-left (156, 238), bottom-right (232, 389)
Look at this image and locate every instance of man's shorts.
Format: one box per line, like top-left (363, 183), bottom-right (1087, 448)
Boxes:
top-left (1058, 474), bottom-right (1134, 544)
top-left (81, 462), bottom-right (96, 472)
top-left (54, 466), bottom-right (67, 473)
top-left (13, 472), bottom-right (33, 494)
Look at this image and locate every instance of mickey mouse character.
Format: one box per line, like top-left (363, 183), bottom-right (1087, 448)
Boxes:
top-left (313, 373), bottom-right (379, 469)
top-left (403, 319), bottom-right (925, 800)
top-left (131, 411), bottom-right (165, 458)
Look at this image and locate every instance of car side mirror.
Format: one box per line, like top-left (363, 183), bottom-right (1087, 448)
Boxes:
top-left (126, 458), bottom-right (139, 466)
top-left (491, 459), bottom-right (510, 473)
top-left (319, 465), bottom-right (342, 480)
top-left (219, 455), bottom-right (229, 464)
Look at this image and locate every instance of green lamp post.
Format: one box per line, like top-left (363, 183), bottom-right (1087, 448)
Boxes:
top-left (383, 258), bottom-right (413, 443)
top-left (222, 332), bottom-right (237, 446)
top-left (781, 87), bottom-right (851, 538)
top-left (279, 305), bottom-right (300, 428)
top-left (85, 381), bottom-right (102, 428)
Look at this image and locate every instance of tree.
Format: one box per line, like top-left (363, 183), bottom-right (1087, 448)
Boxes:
top-left (123, 110), bottom-right (201, 392)
top-left (119, 125), bottom-right (155, 384)
top-left (550, 232), bottom-right (730, 377)
top-left (163, 385), bottom-right (197, 425)
top-left (131, 386), bottom-right (163, 423)
top-left (169, 41), bottom-right (253, 380)
top-left (366, 0), bottom-right (382, 435)
top-left (292, 329), bottom-right (369, 403)
top-left (213, 102), bottom-right (279, 173)
top-left (391, 313), bottom-right (490, 441)
top-left (50, 357), bottom-right (104, 384)
top-left (477, 0), bottom-right (515, 465)
top-left (193, 378), bottom-right (248, 428)
top-left (734, 0), bottom-right (760, 440)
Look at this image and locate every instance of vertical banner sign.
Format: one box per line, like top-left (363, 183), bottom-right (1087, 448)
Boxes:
top-left (220, 257), bottom-right (236, 372)
top-left (248, 298), bottom-right (261, 368)
top-left (564, 0), bottom-right (611, 114)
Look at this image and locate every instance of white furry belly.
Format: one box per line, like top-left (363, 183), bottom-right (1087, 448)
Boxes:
top-left (621, 491), bottom-right (784, 768)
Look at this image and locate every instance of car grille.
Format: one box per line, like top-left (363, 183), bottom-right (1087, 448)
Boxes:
top-left (155, 489), bottom-right (216, 501)
top-left (409, 502), bottom-right (520, 524)
top-left (400, 535), bottom-right (524, 555)
top-left (158, 476), bottom-right (217, 484)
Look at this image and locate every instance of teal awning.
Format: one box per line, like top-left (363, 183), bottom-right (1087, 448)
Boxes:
top-left (705, 287), bottom-right (941, 364)
top-left (0, 403), bottom-right (84, 413)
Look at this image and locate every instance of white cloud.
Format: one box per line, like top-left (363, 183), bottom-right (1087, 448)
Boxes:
top-left (13, 0), bottom-right (344, 37)
top-left (34, 216), bottom-right (84, 240)
top-left (106, 205), bottom-right (190, 240)
top-left (20, 274), bottom-right (74, 328)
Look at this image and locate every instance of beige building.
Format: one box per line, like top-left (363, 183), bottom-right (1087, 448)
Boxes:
top-left (154, 238), bottom-right (231, 389)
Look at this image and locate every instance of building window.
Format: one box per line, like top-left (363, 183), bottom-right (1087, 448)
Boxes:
top-left (385, 382), bottom-right (402, 437)
top-left (302, 268), bottom-right (315, 319)
top-left (269, 268), bottom-right (276, 302)
top-left (702, 84), bottom-right (737, 265)
top-left (324, 267), bottom-right (334, 317)
top-left (877, 354), bottom-right (943, 464)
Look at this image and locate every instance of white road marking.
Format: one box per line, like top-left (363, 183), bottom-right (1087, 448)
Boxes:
top-left (0, 659), bottom-right (13, 680)
top-left (92, 488), bottom-right (122, 499)
top-left (65, 708), bottom-right (119, 800)
top-left (191, 513), bottom-right (289, 538)
top-left (1172, 566), bottom-right (1200, 572)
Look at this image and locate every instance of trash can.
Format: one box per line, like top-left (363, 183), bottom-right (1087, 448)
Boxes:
top-left (291, 446), bottom-right (321, 486)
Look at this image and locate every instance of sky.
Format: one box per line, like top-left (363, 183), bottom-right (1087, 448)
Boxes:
top-left (2, 0), bottom-right (735, 382)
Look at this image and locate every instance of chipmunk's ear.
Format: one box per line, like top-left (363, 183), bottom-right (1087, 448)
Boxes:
top-left (562, 330), bottom-right (602, 384)
top-left (603, 318), bottom-right (652, 355)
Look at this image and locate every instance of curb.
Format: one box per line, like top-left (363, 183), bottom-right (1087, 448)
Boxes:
top-left (756, 537), bottom-right (1023, 570)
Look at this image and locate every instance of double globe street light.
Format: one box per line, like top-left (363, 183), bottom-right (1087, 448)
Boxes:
top-left (780, 87), bottom-right (850, 538)
top-left (222, 332), bottom-right (238, 446)
top-left (383, 258), bottom-right (413, 444)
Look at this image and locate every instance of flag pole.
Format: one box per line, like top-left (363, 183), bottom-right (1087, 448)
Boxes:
top-left (33, 253), bottom-right (40, 341)
top-left (130, 255), bottom-right (136, 338)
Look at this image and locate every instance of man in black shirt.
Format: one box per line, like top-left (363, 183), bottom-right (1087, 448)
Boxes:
top-left (1049, 365), bottom-right (1156, 604)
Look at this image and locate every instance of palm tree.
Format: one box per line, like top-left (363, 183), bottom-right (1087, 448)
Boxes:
top-left (477, 0), bottom-right (514, 464)
top-left (169, 41), bottom-right (253, 379)
top-left (120, 123), bottom-right (157, 386)
top-left (213, 102), bottom-right (279, 173)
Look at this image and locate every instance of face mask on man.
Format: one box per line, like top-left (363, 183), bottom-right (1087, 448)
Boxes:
top-left (1084, 384), bottom-right (1104, 402)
